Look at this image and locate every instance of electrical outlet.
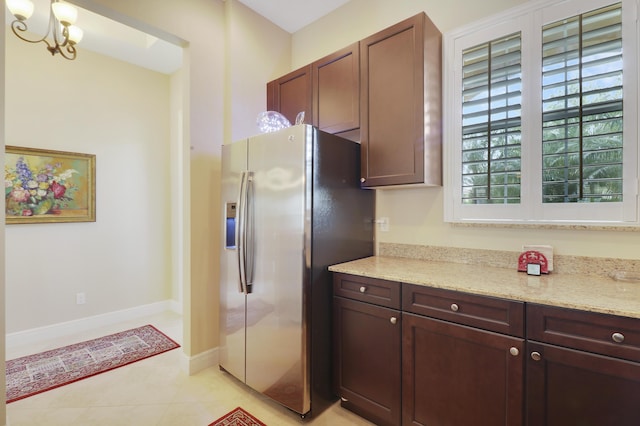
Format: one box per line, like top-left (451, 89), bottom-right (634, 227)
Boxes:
top-left (76, 292), bottom-right (86, 305)
top-left (379, 217), bottom-right (389, 232)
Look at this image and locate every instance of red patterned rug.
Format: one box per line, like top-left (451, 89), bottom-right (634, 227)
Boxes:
top-left (6, 324), bottom-right (180, 403)
top-left (209, 407), bottom-right (267, 426)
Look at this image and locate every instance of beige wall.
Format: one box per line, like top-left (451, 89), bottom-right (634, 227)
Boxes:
top-left (75, 0), bottom-right (224, 357)
top-left (291, 0), bottom-right (527, 68)
top-left (293, 0), bottom-right (640, 260)
top-left (1, 5), bottom-right (6, 424)
top-left (225, 0), bottom-right (291, 143)
top-left (4, 30), bottom-right (173, 332)
top-left (69, 0), bottom-right (290, 358)
top-left (2, 1), bottom-right (282, 423)
top-left (2, 0), bottom-right (289, 360)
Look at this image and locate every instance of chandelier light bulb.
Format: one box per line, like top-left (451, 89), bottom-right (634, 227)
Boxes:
top-left (51, 1), bottom-right (77, 26)
top-left (67, 25), bottom-right (83, 45)
top-left (6, 0), bottom-right (34, 21)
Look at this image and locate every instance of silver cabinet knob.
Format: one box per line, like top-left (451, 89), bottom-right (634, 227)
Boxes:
top-left (340, 396), bottom-right (348, 402)
top-left (360, 178), bottom-right (366, 183)
top-left (509, 347), bottom-right (519, 356)
top-left (359, 286), bottom-right (366, 293)
top-left (450, 303), bottom-right (459, 312)
top-left (612, 332), bottom-right (625, 343)
top-left (531, 351), bottom-right (542, 361)
top-left (390, 317), bottom-right (397, 325)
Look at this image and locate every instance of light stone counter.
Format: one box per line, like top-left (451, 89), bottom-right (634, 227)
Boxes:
top-left (329, 256), bottom-right (640, 319)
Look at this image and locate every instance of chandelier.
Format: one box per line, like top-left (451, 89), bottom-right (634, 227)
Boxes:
top-left (6, 0), bottom-right (84, 60)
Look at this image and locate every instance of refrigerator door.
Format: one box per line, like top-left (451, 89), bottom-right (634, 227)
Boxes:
top-left (219, 139), bottom-right (248, 382)
top-left (245, 125), bottom-right (311, 414)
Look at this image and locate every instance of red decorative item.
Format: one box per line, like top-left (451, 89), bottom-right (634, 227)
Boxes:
top-left (6, 325), bottom-right (180, 403)
top-left (209, 407), bottom-right (266, 426)
top-left (518, 250), bottom-right (549, 274)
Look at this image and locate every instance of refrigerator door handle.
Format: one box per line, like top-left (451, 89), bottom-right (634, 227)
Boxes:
top-left (236, 170), bottom-right (248, 294)
top-left (245, 172), bottom-right (255, 290)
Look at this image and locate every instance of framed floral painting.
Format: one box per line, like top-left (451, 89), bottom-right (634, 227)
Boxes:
top-left (5, 146), bottom-right (96, 224)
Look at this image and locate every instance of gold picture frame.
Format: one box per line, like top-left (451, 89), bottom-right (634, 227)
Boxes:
top-left (5, 146), bottom-right (96, 224)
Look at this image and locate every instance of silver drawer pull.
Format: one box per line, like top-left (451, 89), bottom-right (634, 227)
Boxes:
top-left (509, 347), bottom-right (519, 356)
top-left (390, 317), bottom-right (397, 325)
top-left (340, 396), bottom-right (348, 402)
top-left (531, 351), bottom-right (542, 361)
top-left (612, 332), bottom-right (625, 343)
top-left (359, 286), bottom-right (366, 293)
top-left (450, 303), bottom-right (459, 312)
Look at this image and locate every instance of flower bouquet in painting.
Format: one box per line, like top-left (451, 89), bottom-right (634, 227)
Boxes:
top-left (6, 157), bottom-right (78, 216)
top-left (4, 146), bottom-right (95, 224)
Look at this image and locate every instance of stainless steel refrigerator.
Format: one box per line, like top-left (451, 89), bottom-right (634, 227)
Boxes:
top-left (219, 124), bottom-right (374, 417)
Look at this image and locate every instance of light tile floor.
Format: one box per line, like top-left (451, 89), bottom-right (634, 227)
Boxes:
top-left (6, 311), bottom-right (374, 426)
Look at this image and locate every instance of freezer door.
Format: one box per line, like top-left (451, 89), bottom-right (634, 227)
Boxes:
top-left (245, 125), bottom-right (311, 414)
top-left (219, 140), bottom-right (248, 382)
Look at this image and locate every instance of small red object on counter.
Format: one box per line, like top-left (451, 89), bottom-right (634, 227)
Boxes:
top-left (518, 250), bottom-right (549, 274)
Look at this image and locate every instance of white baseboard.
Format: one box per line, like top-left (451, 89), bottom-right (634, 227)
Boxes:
top-left (181, 347), bottom-right (219, 375)
top-left (6, 300), bottom-right (180, 349)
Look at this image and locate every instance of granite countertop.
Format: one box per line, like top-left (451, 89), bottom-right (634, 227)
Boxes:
top-left (329, 256), bottom-right (640, 319)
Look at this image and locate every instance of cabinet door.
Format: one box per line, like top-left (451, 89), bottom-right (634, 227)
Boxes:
top-left (360, 13), bottom-right (441, 187)
top-left (267, 65), bottom-right (312, 126)
top-left (403, 313), bottom-right (524, 426)
top-left (527, 341), bottom-right (640, 426)
top-left (312, 43), bottom-right (360, 136)
top-left (334, 296), bottom-right (402, 426)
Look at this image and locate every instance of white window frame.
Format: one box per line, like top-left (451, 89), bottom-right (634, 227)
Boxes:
top-left (443, 0), bottom-right (639, 226)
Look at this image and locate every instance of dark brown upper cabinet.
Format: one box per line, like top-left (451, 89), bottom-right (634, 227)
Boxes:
top-left (267, 44), bottom-right (360, 140)
top-left (266, 64), bottom-right (312, 126)
top-left (360, 13), bottom-right (442, 187)
top-left (266, 13), bottom-right (443, 187)
top-left (312, 43), bottom-right (360, 140)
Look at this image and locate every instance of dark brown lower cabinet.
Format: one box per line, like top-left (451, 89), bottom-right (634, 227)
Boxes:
top-left (526, 303), bottom-right (640, 426)
top-left (333, 296), bottom-right (402, 426)
top-left (334, 274), bottom-right (640, 426)
top-left (526, 341), bottom-right (640, 426)
top-left (402, 313), bottom-right (524, 426)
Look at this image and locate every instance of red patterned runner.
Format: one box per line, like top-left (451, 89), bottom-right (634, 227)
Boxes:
top-left (209, 407), bottom-right (267, 426)
top-left (6, 324), bottom-right (180, 403)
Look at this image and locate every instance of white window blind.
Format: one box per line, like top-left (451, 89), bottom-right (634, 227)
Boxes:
top-left (541, 3), bottom-right (623, 203)
top-left (445, 0), bottom-right (638, 225)
top-left (461, 33), bottom-right (522, 204)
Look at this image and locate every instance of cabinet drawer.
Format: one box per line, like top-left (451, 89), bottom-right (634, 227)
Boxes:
top-left (333, 273), bottom-right (401, 309)
top-left (527, 304), bottom-right (640, 362)
top-left (402, 284), bottom-right (524, 337)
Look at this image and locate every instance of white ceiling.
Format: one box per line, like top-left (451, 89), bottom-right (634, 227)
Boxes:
top-left (76, 6), bottom-right (183, 74)
top-left (237, 0), bottom-right (351, 33)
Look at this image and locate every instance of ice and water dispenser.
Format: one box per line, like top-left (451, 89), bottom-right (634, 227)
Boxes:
top-left (225, 202), bottom-right (236, 249)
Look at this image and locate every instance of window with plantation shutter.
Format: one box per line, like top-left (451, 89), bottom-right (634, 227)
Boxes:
top-left (461, 33), bottom-right (522, 205)
top-left (445, 0), bottom-right (638, 225)
top-left (542, 4), bottom-right (623, 203)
